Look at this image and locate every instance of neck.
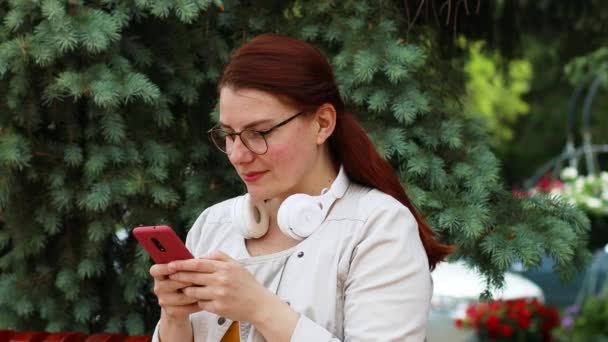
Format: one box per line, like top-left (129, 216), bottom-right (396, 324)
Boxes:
top-left (268, 149), bottom-right (338, 219)
top-left (293, 153), bottom-right (337, 198)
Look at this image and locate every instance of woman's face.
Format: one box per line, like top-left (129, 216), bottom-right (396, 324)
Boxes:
top-left (218, 87), bottom-right (320, 202)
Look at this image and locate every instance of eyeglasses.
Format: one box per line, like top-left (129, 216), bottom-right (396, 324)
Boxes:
top-left (207, 111), bottom-right (305, 155)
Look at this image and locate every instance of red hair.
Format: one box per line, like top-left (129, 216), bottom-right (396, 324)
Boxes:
top-left (219, 33), bottom-right (453, 269)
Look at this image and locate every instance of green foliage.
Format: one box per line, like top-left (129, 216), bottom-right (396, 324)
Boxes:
top-left (0, 0), bottom-right (592, 334)
top-left (565, 47), bottom-right (608, 87)
top-left (458, 37), bottom-right (533, 145)
top-left (0, 0), bottom-right (232, 334)
top-left (556, 292), bottom-right (608, 342)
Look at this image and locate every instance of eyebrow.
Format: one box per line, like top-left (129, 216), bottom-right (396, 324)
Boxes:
top-left (219, 118), bottom-right (275, 130)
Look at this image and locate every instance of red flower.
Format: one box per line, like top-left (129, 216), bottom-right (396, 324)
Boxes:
top-left (486, 314), bottom-right (501, 332)
top-left (501, 325), bottom-right (514, 337)
top-left (515, 299), bottom-right (528, 313)
top-left (518, 315), bottom-right (531, 329)
top-left (540, 307), bottom-right (560, 332)
top-left (489, 301), bottom-right (502, 312)
top-left (466, 304), bottom-right (478, 318)
top-left (535, 174), bottom-right (564, 193)
top-left (456, 298), bottom-right (561, 341)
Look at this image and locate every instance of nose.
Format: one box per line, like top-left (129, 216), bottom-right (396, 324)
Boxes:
top-left (227, 136), bottom-right (255, 165)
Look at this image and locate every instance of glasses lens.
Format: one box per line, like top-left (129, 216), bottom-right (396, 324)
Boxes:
top-left (241, 130), bottom-right (267, 154)
top-left (209, 130), bottom-right (228, 153)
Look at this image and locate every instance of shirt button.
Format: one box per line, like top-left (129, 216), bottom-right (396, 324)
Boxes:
top-left (217, 317), bottom-right (226, 325)
top-left (297, 251), bottom-right (304, 258)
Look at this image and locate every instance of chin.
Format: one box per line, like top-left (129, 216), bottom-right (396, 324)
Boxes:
top-left (246, 188), bottom-right (274, 203)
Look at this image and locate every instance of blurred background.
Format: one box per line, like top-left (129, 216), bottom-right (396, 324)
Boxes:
top-left (418, 1), bottom-right (608, 340)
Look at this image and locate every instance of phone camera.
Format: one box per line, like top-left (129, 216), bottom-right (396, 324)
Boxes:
top-left (151, 238), bottom-right (166, 252)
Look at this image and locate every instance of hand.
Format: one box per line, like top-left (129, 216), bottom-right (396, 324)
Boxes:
top-left (149, 263), bottom-right (201, 320)
top-left (167, 250), bottom-right (270, 322)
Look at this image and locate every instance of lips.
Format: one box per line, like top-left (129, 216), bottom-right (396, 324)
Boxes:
top-left (242, 171), bottom-right (268, 182)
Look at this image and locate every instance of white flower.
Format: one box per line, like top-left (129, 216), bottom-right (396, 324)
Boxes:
top-left (585, 197), bottom-right (603, 209)
top-left (602, 191), bottom-right (608, 202)
top-left (575, 178), bottom-right (585, 192)
top-left (601, 172), bottom-right (608, 183)
top-left (561, 167), bottom-right (578, 180)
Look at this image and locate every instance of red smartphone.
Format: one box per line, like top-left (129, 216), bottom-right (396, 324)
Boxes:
top-left (132, 225), bottom-right (193, 264)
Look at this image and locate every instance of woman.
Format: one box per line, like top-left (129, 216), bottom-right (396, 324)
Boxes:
top-left (150, 33), bottom-right (452, 342)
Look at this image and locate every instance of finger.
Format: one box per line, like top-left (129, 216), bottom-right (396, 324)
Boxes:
top-left (182, 286), bottom-right (215, 301)
top-left (168, 258), bottom-right (220, 273)
top-left (164, 303), bottom-right (201, 317)
top-left (150, 264), bottom-right (175, 278)
top-left (157, 292), bottom-right (200, 307)
top-left (154, 278), bottom-right (194, 294)
top-left (169, 271), bottom-right (215, 286)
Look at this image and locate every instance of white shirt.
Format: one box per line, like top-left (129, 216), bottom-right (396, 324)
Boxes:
top-left (153, 180), bottom-right (432, 341)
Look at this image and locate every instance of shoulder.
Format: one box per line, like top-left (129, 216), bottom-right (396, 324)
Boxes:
top-left (332, 182), bottom-right (423, 263)
top-left (332, 182), bottom-right (415, 225)
top-left (336, 183), bottom-right (430, 287)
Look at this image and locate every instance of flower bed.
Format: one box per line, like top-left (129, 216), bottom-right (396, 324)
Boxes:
top-left (521, 168), bottom-right (608, 216)
top-left (455, 298), bottom-right (560, 341)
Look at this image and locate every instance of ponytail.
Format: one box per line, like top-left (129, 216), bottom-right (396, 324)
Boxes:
top-left (330, 112), bottom-right (453, 269)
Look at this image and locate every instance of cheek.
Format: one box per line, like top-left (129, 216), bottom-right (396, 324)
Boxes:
top-left (265, 141), bottom-right (301, 163)
top-left (271, 124), bottom-right (315, 157)
top-left (265, 133), bottom-right (315, 168)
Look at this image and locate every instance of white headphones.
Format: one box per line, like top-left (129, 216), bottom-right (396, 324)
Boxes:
top-left (231, 166), bottom-right (349, 240)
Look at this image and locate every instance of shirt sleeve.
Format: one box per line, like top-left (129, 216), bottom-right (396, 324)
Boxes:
top-left (290, 201), bottom-right (432, 342)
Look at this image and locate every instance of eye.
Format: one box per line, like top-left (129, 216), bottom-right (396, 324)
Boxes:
top-left (224, 132), bottom-right (236, 141)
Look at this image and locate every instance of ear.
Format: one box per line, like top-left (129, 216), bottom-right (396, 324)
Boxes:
top-left (313, 103), bottom-right (337, 145)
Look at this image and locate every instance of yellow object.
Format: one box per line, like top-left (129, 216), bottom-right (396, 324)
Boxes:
top-left (220, 321), bottom-right (240, 342)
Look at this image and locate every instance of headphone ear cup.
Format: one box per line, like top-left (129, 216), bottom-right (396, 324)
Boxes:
top-left (231, 194), bottom-right (270, 239)
top-left (277, 194), bottom-right (324, 240)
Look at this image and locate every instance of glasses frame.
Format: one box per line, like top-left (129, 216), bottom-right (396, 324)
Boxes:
top-left (207, 111), bottom-right (306, 155)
